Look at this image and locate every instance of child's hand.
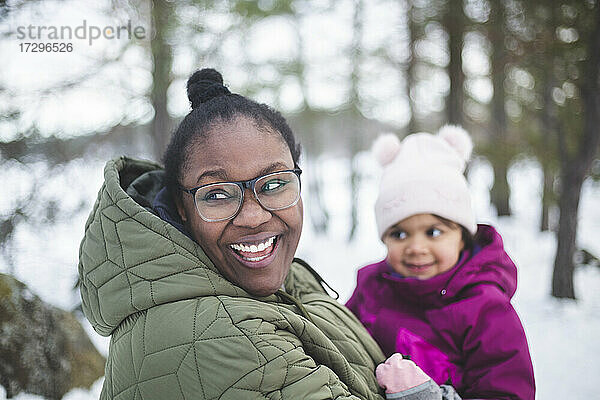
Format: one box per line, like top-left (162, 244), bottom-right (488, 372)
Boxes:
top-left (376, 353), bottom-right (431, 393)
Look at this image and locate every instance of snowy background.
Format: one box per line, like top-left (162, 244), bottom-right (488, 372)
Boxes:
top-left (1, 1), bottom-right (598, 399)
top-left (1, 155), bottom-right (599, 400)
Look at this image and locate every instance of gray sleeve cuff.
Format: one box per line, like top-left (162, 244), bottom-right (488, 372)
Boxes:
top-left (439, 384), bottom-right (462, 400)
top-left (385, 380), bottom-right (441, 400)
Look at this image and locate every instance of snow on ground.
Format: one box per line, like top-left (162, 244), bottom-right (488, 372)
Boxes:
top-left (1, 156), bottom-right (599, 399)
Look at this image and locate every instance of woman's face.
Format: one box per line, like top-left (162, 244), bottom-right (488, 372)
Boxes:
top-left (176, 116), bottom-right (303, 296)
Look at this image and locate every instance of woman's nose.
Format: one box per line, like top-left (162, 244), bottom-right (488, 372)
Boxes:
top-left (232, 190), bottom-right (272, 228)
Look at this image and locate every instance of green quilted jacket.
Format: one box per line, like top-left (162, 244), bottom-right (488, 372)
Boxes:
top-left (78, 157), bottom-right (387, 400)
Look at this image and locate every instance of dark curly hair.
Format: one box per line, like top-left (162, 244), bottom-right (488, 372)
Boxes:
top-left (162, 68), bottom-right (302, 198)
top-left (436, 215), bottom-right (475, 252)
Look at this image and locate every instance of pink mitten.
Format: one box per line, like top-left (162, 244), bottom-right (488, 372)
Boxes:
top-left (375, 353), bottom-right (431, 393)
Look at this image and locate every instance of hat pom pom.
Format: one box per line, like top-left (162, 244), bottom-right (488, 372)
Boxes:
top-left (438, 125), bottom-right (473, 161)
top-left (372, 134), bottom-right (401, 166)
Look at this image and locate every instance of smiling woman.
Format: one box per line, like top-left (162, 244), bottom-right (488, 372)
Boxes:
top-left (77, 68), bottom-right (451, 400)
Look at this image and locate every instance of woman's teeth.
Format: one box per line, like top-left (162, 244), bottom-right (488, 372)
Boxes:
top-left (230, 236), bottom-right (276, 261)
top-left (244, 255), bottom-right (267, 261)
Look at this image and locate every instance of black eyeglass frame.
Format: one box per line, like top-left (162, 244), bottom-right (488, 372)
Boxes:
top-left (180, 168), bottom-right (302, 222)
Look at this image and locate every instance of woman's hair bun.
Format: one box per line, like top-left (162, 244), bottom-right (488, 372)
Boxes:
top-left (187, 68), bottom-right (231, 109)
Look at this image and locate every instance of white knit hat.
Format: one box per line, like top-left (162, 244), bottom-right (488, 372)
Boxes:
top-left (373, 125), bottom-right (477, 238)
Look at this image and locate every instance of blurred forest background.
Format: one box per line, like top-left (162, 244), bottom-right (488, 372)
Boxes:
top-left (0, 0), bottom-right (599, 397)
top-left (1, 0), bottom-right (599, 303)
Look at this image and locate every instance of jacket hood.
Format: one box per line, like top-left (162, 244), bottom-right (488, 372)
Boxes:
top-left (379, 225), bottom-right (517, 307)
top-left (78, 157), bottom-right (295, 336)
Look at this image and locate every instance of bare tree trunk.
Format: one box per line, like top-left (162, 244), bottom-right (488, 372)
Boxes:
top-left (307, 158), bottom-right (329, 234)
top-left (488, 1), bottom-right (511, 216)
top-left (406, 0), bottom-right (418, 133)
top-left (538, 0), bottom-right (559, 232)
top-left (551, 167), bottom-right (583, 298)
top-left (444, 0), bottom-right (464, 126)
top-left (552, 3), bottom-right (600, 298)
top-left (348, 0), bottom-right (364, 241)
top-left (540, 166), bottom-right (554, 231)
top-left (491, 161), bottom-right (511, 216)
top-left (540, 70), bottom-right (556, 232)
top-left (150, 0), bottom-right (174, 161)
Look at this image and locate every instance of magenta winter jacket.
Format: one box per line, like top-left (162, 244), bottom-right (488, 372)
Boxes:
top-left (346, 225), bottom-right (535, 400)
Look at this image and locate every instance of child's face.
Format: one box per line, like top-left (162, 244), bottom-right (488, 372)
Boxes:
top-left (383, 214), bottom-right (464, 280)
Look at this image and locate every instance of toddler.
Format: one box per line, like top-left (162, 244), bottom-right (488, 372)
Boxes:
top-left (347, 126), bottom-right (535, 399)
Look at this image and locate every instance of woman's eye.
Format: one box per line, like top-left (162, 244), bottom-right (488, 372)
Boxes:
top-left (427, 228), bottom-right (442, 238)
top-left (261, 179), bottom-right (288, 193)
top-left (389, 230), bottom-right (407, 240)
top-left (203, 191), bottom-right (232, 201)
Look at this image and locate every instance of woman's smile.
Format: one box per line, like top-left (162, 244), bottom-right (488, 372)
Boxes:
top-left (228, 234), bottom-right (279, 267)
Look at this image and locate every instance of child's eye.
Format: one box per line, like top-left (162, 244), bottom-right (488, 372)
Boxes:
top-left (427, 228), bottom-right (442, 238)
top-left (389, 230), bottom-right (407, 240)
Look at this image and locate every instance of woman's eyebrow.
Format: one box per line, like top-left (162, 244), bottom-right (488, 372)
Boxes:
top-left (195, 168), bottom-right (228, 185)
top-left (195, 162), bottom-right (292, 185)
top-left (256, 162), bottom-right (291, 177)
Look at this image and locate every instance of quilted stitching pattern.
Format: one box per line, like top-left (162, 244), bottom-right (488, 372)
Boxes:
top-left (78, 157), bottom-right (386, 399)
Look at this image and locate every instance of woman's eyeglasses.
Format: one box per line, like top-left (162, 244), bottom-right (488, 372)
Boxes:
top-left (180, 169), bottom-right (302, 222)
